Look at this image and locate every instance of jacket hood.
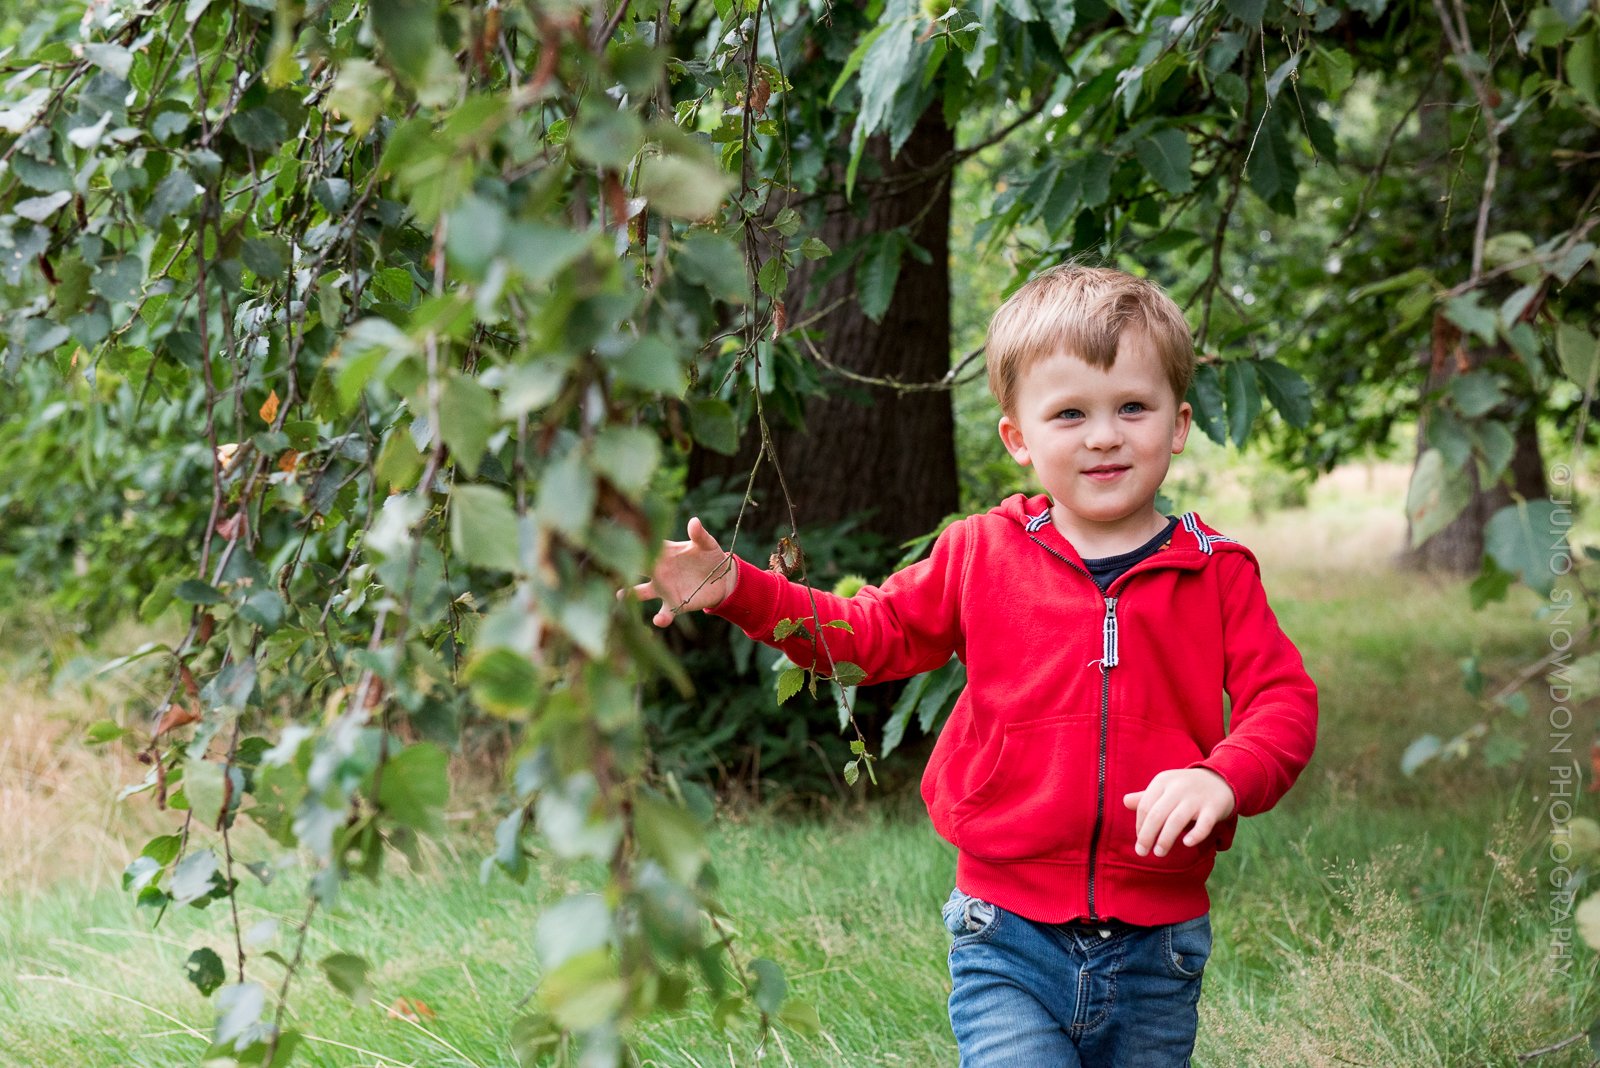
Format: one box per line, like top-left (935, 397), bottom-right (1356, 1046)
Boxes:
top-left (989, 492), bottom-right (1258, 568)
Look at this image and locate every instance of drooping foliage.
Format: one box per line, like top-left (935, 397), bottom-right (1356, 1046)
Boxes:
top-left (1, 0), bottom-right (1598, 1062)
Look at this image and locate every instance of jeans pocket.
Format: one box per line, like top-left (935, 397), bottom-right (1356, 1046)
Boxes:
top-left (1162, 912), bottom-right (1212, 980)
top-left (942, 888), bottom-right (1002, 947)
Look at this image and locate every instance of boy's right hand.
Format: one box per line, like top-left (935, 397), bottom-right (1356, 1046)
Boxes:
top-left (629, 517), bottom-right (739, 627)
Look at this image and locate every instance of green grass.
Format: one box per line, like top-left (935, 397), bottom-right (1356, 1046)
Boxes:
top-left (3, 471), bottom-right (1598, 1066)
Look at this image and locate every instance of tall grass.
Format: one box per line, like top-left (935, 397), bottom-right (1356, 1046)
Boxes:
top-left (2, 465), bottom-right (1597, 1066)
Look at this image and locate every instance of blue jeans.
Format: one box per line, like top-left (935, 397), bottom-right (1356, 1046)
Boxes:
top-left (943, 887), bottom-right (1211, 1067)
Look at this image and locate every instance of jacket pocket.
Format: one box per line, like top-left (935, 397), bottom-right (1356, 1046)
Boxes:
top-left (949, 714), bottom-right (1098, 863)
top-left (1104, 719), bottom-right (1213, 873)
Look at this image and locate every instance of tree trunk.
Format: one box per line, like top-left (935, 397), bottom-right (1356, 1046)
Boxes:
top-left (1400, 331), bottom-right (1548, 572)
top-left (689, 104), bottom-right (959, 552)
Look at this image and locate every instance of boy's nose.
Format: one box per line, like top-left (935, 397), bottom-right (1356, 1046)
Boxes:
top-left (1083, 418), bottom-right (1122, 449)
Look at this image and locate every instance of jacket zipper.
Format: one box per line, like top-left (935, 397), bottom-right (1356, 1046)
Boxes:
top-left (1026, 533), bottom-right (1124, 922)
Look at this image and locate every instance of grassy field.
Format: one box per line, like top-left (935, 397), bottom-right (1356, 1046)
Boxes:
top-left (3, 459), bottom-right (1598, 1067)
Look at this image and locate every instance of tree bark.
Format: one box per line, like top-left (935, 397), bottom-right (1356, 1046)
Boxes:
top-left (689, 104), bottom-right (959, 551)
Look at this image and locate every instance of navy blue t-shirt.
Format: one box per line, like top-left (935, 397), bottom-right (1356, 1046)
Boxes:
top-left (1079, 515), bottom-right (1179, 593)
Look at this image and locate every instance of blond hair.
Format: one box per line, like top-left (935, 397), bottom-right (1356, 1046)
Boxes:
top-left (985, 263), bottom-right (1195, 416)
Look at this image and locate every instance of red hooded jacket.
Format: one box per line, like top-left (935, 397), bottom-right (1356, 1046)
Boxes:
top-left (709, 493), bottom-right (1318, 926)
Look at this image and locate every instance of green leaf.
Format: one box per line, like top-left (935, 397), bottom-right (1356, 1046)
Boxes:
top-left (376, 744), bottom-right (448, 833)
top-left (171, 849), bottom-right (220, 906)
top-left (1253, 360), bottom-right (1311, 428)
top-left (676, 231), bottom-right (749, 304)
top-left (757, 256), bottom-right (788, 298)
top-left (633, 792), bottom-right (708, 883)
top-left (778, 998), bottom-right (822, 1035)
top-left (446, 194), bottom-right (508, 277)
top-left (639, 153), bottom-right (734, 221)
top-left (857, 235), bottom-right (904, 323)
top-left (85, 720), bottom-right (129, 745)
top-left (609, 336), bottom-right (689, 395)
top-left (570, 102), bottom-right (645, 170)
top-left (1448, 371), bottom-right (1506, 417)
top-left (93, 256), bottom-right (144, 304)
top-left (1485, 499), bottom-right (1567, 596)
top-left (843, 760), bottom-right (859, 786)
top-left (1406, 447), bottom-right (1472, 548)
top-left (228, 107), bottom-right (288, 152)
top-left (370, 0), bottom-right (446, 89)
top-left (1222, 0), bottom-right (1264, 27)
top-left (534, 448), bottom-right (596, 536)
top-left (1188, 364), bottom-right (1226, 444)
top-left (175, 579), bottom-right (224, 605)
top-left (832, 661), bottom-right (868, 688)
top-left (776, 667), bottom-right (805, 704)
top-left (439, 374), bottom-right (496, 477)
top-left (1473, 420), bottom-right (1515, 484)
top-left (773, 618), bottom-right (810, 640)
top-left (186, 948), bottom-right (226, 997)
top-left (376, 425), bottom-right (424, 491)
top-left (241, 237), bottom-right (289, 278)
top-left (14, 191), bottom-right (70, 222)
top-left (1557, 323), bottom-right (1599, 390)
top-left (1223, 361), bottom-right (1260, 445)
top-left (592, 426), bottom-right (660, 495)
top-left (143, 168), bottom-right (201, 226)
top-left (214, 982), bottom-right (267, 1048)
top-left (688, 397), bottom-right (739, 455)
top-left (1569, 29), bottom-right (1598, 109)
top-left (319, 953), bottom-right (372, 1006)
top-left (184, 758), bottom-right (228, 830)
top-left (1244, 116), bottom-right (1296, 214)
top-left (466, 647), bottom-right (541, 714)
top-left (828, 22), bottom-right (893, 104)
top-left (124, 855), bottom-right (163, 893)
top-left (1135, 129), bottom-right (1193, 195)
top-left (239, 590), bottom-right (285, 633)
top-left (1442, 293), bottom-right (1498, 344)
top-left (823, 619), bottom-right (853, 631)
top-left (451, 484), bottom-right (522, 573)
top-left (749, 958), bottom-right (787, 1015)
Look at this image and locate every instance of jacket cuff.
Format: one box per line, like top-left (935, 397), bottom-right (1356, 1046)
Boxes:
top-left (1187, 744), bottom-right (1273, 818)
top-left (705, 556), bottom-right (784, 640)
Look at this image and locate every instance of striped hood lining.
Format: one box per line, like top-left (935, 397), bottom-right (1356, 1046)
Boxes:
top-left (1023, 507), bottom-right (1237, 555)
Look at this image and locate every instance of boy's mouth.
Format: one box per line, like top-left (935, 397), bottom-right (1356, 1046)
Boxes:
top-left (1083, 464), bottom-right (1130, 480)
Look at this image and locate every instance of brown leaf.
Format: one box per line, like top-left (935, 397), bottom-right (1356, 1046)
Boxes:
top-left (602, 172), bottom-right (628, 231)
top-left (259, 389), bottom-right (280, 424)
top-left (178, 662), bottom-right (200, 698)
top-left (196, 612), bottom-right (215, 646)
top-left (769, 536), bottom-right (806, 578)
top-left (215, 512), bottom-right (245, 541)
top-left (215, 442), bottom-right (241, 471)
top-left (387, 996), bottom-right (436, 1022)
top-left (771, 300), bottom-right (787, 338)
top-left (154, 701), bottom-right (202, 737)
top-left (278, 449), bottom-right (300, 473)
top-left (750, 72), bottom-right (771, 117)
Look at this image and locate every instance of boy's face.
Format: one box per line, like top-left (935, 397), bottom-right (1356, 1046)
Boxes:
top-left (997, 332), bottom-right (1193, 549)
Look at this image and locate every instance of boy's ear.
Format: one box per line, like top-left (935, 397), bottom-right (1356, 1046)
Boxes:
top-left (1171, 400), bottom-right (1193, 455)
top-left (998, 415), bottom-right (1031, 466)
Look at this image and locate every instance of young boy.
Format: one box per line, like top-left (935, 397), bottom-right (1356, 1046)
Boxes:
top-left (632, 264), bottom-right (1319, 1065)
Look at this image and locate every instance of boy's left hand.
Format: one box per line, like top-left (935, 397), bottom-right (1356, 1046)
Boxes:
top-left (1122, 768), bottom-right (1237, 858)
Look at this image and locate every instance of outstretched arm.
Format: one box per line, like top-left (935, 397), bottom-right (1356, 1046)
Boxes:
top-left (633, 516), bottom-right (968, 684)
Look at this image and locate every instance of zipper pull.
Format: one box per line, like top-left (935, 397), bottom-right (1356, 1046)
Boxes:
top-left (1101, 596), bottom-right (1119, 669)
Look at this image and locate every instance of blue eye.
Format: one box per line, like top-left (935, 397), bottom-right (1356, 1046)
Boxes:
top-left (1056, 409), bottom-right (1083, 420)
top-left (1121, 402), bottom-right (1146, 414)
